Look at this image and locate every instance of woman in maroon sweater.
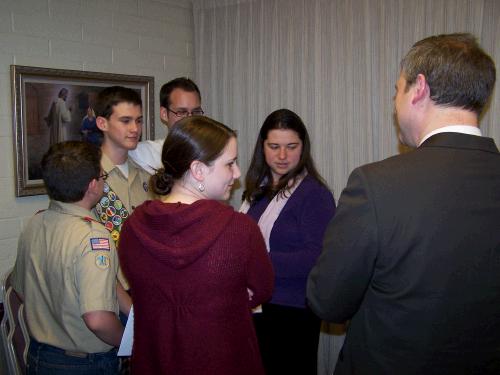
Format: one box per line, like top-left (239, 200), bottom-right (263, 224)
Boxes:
top-left (119, 116), bottom-right (274, 375)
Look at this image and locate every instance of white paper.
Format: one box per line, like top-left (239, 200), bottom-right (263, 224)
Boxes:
top-left (117, 306), bottom-right (134, 356)
top-left (252, 305), bottom-right (263, 313)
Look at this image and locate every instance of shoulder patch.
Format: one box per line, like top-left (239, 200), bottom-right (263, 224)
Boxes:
top-left (90, 237), bottom-right (111, 251)
top-left (95, 254), bottom-right (111, 269)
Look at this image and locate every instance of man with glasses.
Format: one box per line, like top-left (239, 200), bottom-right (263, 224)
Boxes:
top-left (129, 77), bottom-right (203, 174)
top-left (12, 141), bottom-right (126, 374)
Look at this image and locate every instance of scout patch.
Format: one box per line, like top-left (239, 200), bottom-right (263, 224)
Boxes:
top-left (143, 182), bottom-right (149, 192)
top-left (100, 196), bottom-right (110, 208)
top-left (95, 254), bottom-right (110, 269)
top-left (90, 238), bottom-right (111, 251)
top-left (111, 215), bottom-right (122, 226)
top-left (106, 206), bottom-right (116, 217)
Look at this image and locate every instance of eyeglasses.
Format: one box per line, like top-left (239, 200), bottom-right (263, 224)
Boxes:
top-left (98, 172), bottom-right (109, 181)
top-left (167, 108), bottom-right (204, 118)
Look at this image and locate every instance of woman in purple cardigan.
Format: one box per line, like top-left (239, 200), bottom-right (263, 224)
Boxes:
top-left (241, 108), bottom-right (336, 375)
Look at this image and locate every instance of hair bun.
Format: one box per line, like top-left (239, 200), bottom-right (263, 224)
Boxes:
top-left (151, 168), bottom-right (174, 196)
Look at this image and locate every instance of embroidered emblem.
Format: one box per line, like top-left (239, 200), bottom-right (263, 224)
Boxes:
top-left (103, 182), bottom-right (110, 194)
top-left (90, 238), bottom-right (110, 251)
top-left (109, 191), bottom-right (117, 202)
top-left (143, 182), bottom-right (148, 192)
top-left (111, 215), bottom-right (122, 226)
top-left (111, 230), bottom-right (120, 242)
top-left (105, 221), bottom-right (114, 231)
top-left (100, 196), bottom-right (110, 208)
top-left (95, 254), bottom-right (110, 269)
top-left (106, 206), bottom-right (116, 217)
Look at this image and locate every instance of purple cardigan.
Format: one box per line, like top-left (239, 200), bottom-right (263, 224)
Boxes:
top-left (247, 175), bottom-right (335, 308)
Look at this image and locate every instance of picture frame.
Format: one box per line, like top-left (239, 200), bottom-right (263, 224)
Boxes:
top-left (11, 65), bottom-right (155, 197)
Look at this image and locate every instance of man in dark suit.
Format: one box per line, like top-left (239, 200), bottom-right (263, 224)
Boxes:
top-left (307, 33), bottom-right (499, 375)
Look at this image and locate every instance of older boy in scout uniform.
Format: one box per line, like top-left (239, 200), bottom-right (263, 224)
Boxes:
top-left (94, 86), bottom-right (154, 247)
top-left (12, 141), bottom-right (125, 374)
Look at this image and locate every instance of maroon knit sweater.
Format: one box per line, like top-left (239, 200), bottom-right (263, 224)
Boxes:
top-left (119, 199), bottom-right (274, 375)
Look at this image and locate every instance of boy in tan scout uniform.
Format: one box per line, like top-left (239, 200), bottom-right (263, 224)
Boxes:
top-left (94, 86), bottom-right (154, 248)
top-left (94, 87), bottom-right (154, 322)
top-left (12, 141), bottom-right (126, 374)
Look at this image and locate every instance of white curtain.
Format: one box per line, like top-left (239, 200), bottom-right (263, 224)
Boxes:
top-left (193, 0), bottom-right (500, 205)
top-left (193, 1), bottom-right (500, 373)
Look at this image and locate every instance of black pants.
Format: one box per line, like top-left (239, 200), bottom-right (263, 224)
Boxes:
top-left (253, 303), bottom-right (321, 375)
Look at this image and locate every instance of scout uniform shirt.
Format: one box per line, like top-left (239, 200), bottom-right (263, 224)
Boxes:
top-left (11, 201), bottom-right (119, 354)
top-left (93, 153), bottom-right (153, 244)
top-left (93, 153), bottom-right (153, 290)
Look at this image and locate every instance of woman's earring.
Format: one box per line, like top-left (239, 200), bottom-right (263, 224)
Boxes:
top-left (198, 182), bottom-right (205, 192)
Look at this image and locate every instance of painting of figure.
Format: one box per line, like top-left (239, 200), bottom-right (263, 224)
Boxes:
top-left (12, 65), bottom-right (154, 196)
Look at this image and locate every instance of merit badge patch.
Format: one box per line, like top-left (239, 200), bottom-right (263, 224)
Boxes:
top-left (95, 254), bottom-right (110, 270)
top-left (90, 238), bottom-right (111, 251)
top-left (111, 215), bottom-right (122, 226)
top-left (114, 200), bottom-right (123, 210)
top-left (100, 196), bottom-right (110, 208)
top-left (106, 206), bottom-right (116, 217)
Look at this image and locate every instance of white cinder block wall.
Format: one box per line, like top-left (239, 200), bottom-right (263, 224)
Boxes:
top-left (0, 0), bottom-right (195, 293)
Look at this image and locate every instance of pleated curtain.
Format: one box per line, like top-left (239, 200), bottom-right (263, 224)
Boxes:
top-left (193, 0), bottom-right (500, 205)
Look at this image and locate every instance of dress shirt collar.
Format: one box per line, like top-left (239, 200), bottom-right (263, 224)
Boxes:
top-left (419, 125), bottom-right (482, 146)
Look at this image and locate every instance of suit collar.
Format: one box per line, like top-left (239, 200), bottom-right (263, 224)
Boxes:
top-left (420, 132), bottom-right (499, 154)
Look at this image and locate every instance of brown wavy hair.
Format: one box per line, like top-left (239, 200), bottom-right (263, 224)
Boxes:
top-left (242, 108), bottom-right (328, 203)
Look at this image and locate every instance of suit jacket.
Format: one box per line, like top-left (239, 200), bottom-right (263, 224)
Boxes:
top-left (307, 133), bottom-right (500, 375)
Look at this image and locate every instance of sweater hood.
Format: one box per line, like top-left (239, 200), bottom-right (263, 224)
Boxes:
top-left (122, 199), bottom-right (235, 269)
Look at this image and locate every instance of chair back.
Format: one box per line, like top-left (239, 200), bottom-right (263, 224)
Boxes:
top-left (0, 272), bottom-right (12, 372)
top-left (1, 271), bottom-right (30, 375)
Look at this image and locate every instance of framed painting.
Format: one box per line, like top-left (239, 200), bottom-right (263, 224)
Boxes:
top-left (11, 65), bottom-right (154, 197)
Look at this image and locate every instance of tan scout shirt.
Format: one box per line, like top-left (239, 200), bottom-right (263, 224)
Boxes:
top-left (99, 153), bottom-right (153, 213)
top-left (11, 201), bottom-right (119, 353)
top-left (96, 154), bottom-right (154, 290)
